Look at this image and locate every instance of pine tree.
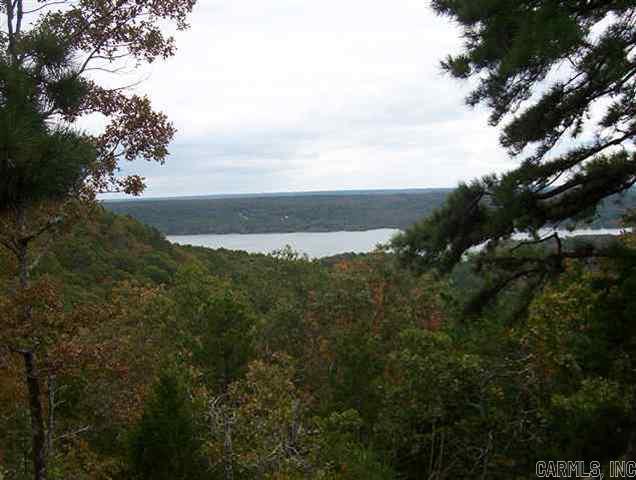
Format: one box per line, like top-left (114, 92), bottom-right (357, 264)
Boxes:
top-left (129, 370), bottom-right (205, 480)
top-left (393, 1), bottom-right (636, 313)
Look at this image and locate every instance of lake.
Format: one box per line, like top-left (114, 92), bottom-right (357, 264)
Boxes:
top-left (168, 229), bottom-right (400, 258)
top-left (167, 227), bottom-right (631, 259)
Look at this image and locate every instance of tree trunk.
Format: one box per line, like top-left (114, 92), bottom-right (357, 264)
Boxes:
top-left (16, 206), bottom-right (48, 480)
top-left (22, 350), bottom-right (48, 480)
top-left (46, 375), bottom-right (56, 457)
top-left (223, 413), bottom-right (234, 480)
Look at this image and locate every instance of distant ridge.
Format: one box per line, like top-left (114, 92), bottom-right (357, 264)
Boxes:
top-left (103, 188), bottom-right (453, 203)
top-left (103, 188), bottom-right (636, 235)
top-left (103, 189), bottom-right (452, 234)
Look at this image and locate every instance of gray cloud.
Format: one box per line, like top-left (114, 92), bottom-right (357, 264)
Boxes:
top-left (98, 0), bottom-right (515, 198)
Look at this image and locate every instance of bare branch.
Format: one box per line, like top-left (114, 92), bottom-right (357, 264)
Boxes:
top-left (14, 0), bottom-right (22, 35)
top-left (510, 232), bottom-right (562, 253)
top-left (23, 1), bottom-right (71, 15)
top-left (28, 234), bottom-right (58, 273)
top-left (5, 0), bottom-right (16, 60)
top-left (20, 215), bottom-right (63, 244)
top-left (0, 234), bottom-right (19, 256)
top-left (83, 65), bottom-right (131, 75)
top-left (53, 426), bottom-right (90, 441)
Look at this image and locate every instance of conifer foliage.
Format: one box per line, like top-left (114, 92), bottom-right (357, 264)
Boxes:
top-left (129, 370), bottom-right (205, 480)
top-left (393, 1), bottom-right (636, 308)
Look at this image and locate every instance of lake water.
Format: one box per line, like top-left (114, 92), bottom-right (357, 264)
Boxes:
top-left (168, 229), bottom-right (401, 258)
top-left (168, 227), bottom-right (631, 259)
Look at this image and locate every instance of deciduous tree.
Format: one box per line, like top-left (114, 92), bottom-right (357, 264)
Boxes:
top-left (0, 1), bottom-right (196, 478)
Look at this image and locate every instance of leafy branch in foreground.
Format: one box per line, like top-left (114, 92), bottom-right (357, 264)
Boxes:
top-left (393, 1), bottom-right (636, 313)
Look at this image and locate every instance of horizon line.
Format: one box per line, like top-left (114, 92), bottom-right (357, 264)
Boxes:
top-left (100, 186), bottom-right (456, 202)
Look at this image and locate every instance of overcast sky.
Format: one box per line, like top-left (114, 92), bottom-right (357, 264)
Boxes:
top-left (99, 0), bottom-right (516, 198)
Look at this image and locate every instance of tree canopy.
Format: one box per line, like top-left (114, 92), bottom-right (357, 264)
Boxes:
top-left (0, 0), bottom-right (196, 210)
top-left (393, 0), bottom-right (636, 308)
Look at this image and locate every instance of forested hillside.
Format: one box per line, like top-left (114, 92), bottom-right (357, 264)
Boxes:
top-left (104, 189), bottom-right (636, 235)
top-left (104, 190), bottom-right (450, 234)
top-left (4, 0), bottom-right (636, 479)
top-left (3, 210), bottom-right (636, 479)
